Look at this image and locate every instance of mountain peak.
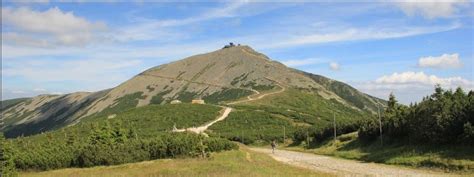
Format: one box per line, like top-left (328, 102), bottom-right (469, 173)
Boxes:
top-left (2, 45), bottom-right (386, 137)
top-left (213, 43), bottom-right (270, 61)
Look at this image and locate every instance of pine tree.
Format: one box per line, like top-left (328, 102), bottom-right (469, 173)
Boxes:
top-left (387, 92), bottom-right (398, 113)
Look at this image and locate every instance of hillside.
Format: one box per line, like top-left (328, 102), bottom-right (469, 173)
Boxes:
top-left (1, 45), bottom-right (385, 138)
top-left (4, 104), bottom-right (237, 172)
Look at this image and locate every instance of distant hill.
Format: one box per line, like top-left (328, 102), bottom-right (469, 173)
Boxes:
top-left (1, 45), bottom-right (385, 138)
top-left (1, 98), bottom-right (30, 112)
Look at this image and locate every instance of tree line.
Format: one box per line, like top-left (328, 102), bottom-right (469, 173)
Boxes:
top-left (359, 86), bottom-right (473, 145)
top-left (291, 86), bottom-right (473, 147)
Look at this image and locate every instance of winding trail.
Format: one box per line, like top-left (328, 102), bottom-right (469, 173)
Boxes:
top-left (173, 79), bottom-right (286, 135)
top-left (173, 107), bottom-right (232, 134)
top-left (227, 83), bottom-right (285, 105)
top-left (250, 147), bottom-right (457, 177)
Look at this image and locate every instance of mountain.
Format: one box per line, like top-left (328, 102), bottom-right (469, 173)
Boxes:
top-left (1, 45), bottom-right (385, 138)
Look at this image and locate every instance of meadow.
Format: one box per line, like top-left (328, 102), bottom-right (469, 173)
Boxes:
top-left (20, 146), bottom-right (329, 177)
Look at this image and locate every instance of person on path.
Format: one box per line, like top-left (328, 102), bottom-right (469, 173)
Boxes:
top-left (271, 140), bottom-right (277, 154)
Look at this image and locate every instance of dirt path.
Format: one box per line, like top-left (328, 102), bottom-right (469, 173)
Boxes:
top-left (227, 83), bottom-right (285, 105)
top-left (250, 147), bottom-right (457, 177)
top-left (173, 79), bottom-right (286, 135)
top-left (173, 107), bottom-right (232, 134)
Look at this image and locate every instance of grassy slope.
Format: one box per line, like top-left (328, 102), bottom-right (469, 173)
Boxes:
top-left (209, 88), bottom-right (372, 144)
top-left (233, 88), bottom-right (371, 126)
top-left (16, 103), bottom-right (221, 143)
top-left (209, 109), bottom-right (297, 144)
top-left (21, 146), bottom-right (329, 177)
top-left (301, 71), bottom-right (386, 111)
top-left (1, 98), bottom-right (30, 112)
top-left (285, 132), bottom-right (474, 173)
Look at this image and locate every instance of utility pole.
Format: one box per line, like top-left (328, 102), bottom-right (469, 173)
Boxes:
top-left (283, 126), bottom-right (286, 144)
top-left (378, 105), bottom-right (383, 146)
top-left (333, 111), bottom-right (337, 142)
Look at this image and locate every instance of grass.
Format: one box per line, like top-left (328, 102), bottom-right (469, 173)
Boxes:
top-left (302, 72), bottom-right (386, 111)
top-left (209, 109), bottom-right (296, 144)
top-left (95, 103), bottom-right (222, 138)
top-left (285, 132), bottom-right (474, 173)
top-left (20, 146), bottom-right (329, 177)
top-left (207, 88), bottom-right (373, 145)
top-left (15, 104), bottom-right (222, 144)
top-left (234, 88), bottom-right (371, 126)
top-left (1, 97), bottom-right (29, 111)
top-left (204, 88), bottom-right (254, 104)
top-left (150, 89), bottom-right (173, 104)
top-left (93, 92), bottom-right (146, 117)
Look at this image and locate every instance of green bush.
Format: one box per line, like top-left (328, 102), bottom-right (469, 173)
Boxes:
top-left (292, 128), bottom-right (309, 143)
top-left (358, 86), bottom-right (474, 145)
top-left (358, 118), bottom-right (380, 142)
top-left (7, 104), bottom-right (237, 172)
top-left (1, 134), bottom-right (18, 177)
top-left (209, 110), bottom-right (295, 144)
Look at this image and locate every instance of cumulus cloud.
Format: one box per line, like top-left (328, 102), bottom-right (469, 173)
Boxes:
top-left (418, 53), bottom-right (463, 69)
top-left (282, 58), bottom-right (326, 67)
top-left (395, 0), bottom-right (468, 19)
top-left (375, 71), bottom-right (472, 87)
top-left (329, 62), bottom-right (340, 71)
top-left (33, 88), bottom-right (47, 92)
top-left (2, 6), bottom-right (107, 47)
top-left (354, 71), bottom-right (473, 104)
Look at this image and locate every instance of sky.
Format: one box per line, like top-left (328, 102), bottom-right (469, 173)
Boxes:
top-left (1, 0), bottom-right (473, 104)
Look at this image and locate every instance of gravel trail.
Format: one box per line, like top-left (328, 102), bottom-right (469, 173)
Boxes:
top-left (250, 147), bottom-right (458, 177)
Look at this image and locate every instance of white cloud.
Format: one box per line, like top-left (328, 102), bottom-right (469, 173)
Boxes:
top-left (418, 53), bottom-right (463, 69)
top-left (11, 90), bottom-right (26, 94)
top-left (329, 62), bottom-right (340, 71)
top-left (353, 71), bottom-right (473, 104)
top-left (2, 32), bottom-right (51, 48)
top-left (115, 1), bottom-right (250, 42)
top-left (264, 23), bottom-right (461, 49)
top-left (396, 0), bottom-right (468, 19)
top-left (375, 71), bottom-right (472, 87)
top-left (3, 58), bottom-right (144, 91)
top-left (33, 88), bottom-right (47, 92)
top-left (281, 58), bottom-right (326, 67)
top-left (2, 6), bottom-right (107, 47)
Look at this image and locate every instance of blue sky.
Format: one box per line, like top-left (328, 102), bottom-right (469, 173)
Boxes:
top-left (1, 1), bottom-right (473, 104)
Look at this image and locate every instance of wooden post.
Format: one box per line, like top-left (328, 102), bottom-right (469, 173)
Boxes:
top-left (378, 105), bottom-right (383, 146)
top-left (283, 126), bottom-right (286, 143)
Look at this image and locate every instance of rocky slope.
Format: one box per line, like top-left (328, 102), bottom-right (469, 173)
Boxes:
top-left (1, 45), bottom-right (385, 138)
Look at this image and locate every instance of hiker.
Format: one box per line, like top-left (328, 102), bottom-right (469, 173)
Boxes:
top-left (271, 140), bottom-right (277, 154)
